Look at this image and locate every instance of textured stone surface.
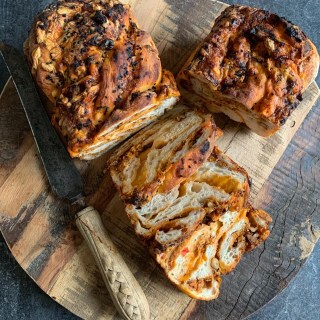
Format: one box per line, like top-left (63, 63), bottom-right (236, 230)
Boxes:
top-left (0, 0), bottom-right (319, 319)
top-left (250, 241), bottom-right (320, 320)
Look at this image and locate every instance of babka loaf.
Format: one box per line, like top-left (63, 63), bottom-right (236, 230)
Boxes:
top-left (24, 0), bottom-right (180, 159)
top-left (177, 5), bottom-right (319, 136)
top-left (109, 105), bottom-right (272, 300)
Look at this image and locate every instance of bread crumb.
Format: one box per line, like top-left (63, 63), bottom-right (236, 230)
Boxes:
top-left (299, 236), bottom-right (315, 260)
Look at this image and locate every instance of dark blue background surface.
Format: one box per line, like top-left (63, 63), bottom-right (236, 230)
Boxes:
top-left (0, 0), bottom-right (319, 319)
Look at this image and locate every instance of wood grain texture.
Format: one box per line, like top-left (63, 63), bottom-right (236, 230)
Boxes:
top-left (0, 1), bottom-right (319, 319)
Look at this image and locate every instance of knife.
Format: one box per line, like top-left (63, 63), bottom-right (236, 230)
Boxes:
top-left (0, 43), bottom-right (150, 320)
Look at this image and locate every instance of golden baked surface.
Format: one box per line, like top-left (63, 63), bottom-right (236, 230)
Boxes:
top-left (178, 5), bottom-right (319, 134)
top-left (24, 0), bottom-right (179, 158)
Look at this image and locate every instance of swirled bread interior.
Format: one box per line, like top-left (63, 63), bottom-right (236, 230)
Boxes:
top-left (109, 106), bottom-right (271, 300)
top-left (123, 146), bottom-right (250, 239)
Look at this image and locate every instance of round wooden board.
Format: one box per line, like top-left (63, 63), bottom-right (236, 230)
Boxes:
top-left (1, 1), bottom-right (320, 319)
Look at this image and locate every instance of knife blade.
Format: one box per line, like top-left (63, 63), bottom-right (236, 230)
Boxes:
top-left (0, 43), bottom-right (83, 201)
top-left (0, 43), bottom-right (149, 320)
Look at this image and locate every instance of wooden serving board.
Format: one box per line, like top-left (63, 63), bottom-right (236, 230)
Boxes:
top-left (1, 0), bottom-right (320, 319)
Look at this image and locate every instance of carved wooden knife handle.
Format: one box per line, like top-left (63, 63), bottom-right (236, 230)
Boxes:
top-left (76, 207), bottom-right (150, 320)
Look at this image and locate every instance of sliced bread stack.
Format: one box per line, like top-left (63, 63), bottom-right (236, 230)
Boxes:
top-left (109, 105), bottom-right (271, 300)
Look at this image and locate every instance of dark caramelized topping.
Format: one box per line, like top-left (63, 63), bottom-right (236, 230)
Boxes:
top-left (185, 5), bottom-right (317, 126)
top-left (25, 0), bottom-right (181, 157)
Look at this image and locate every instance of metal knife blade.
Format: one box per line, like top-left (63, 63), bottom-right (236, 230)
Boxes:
top-left (0, 43), bottom-right (83, 202)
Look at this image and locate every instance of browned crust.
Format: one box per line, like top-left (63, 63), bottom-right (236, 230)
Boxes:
top-left (178, 5), bottom-right (319, 133)
top-left (24, 0), bottom-right (180, 158)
